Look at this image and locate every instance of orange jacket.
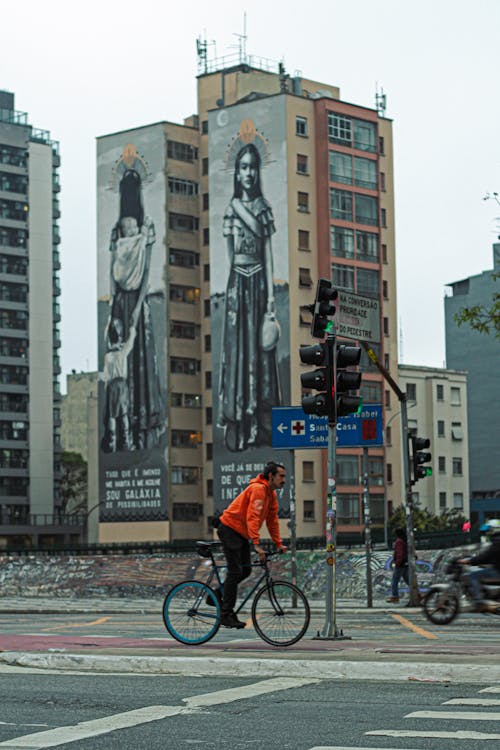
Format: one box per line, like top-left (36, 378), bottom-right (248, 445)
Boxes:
top-left (220, 474), bottom-right (283, 548)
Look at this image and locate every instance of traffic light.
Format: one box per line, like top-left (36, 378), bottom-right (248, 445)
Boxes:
top-left (300, 340), bottom-right (335, 420)
top-left (309, 278), bottom-right (338, 339)
top-left (334, 344), bottom-right (362, 420)
top-left (410, 436), bottom-right (432, 485)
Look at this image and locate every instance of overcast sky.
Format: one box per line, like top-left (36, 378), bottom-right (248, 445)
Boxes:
top-left (3, 0), bottom-right (499, 387)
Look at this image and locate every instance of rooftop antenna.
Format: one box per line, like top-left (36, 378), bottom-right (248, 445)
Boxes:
top-left (375, 83), bottom-right (387, 117)
top-left (196, 36), bottom-right (208, 74)
top-left (233, 11), bottom-right (248, 64)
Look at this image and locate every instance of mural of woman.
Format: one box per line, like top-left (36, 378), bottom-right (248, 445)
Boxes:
top-left (104, 168), bottom-right (163, 451)
top-left (218, 143), bottom-right (281, 452)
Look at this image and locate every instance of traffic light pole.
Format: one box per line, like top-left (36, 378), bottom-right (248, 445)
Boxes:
top-left (315, 332), bottom-right (350, 640)
top-left (360, 342), bottom-right (420, 607)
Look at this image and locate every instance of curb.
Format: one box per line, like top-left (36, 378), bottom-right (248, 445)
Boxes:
top-left (1, 651), bottom-right (498, 684)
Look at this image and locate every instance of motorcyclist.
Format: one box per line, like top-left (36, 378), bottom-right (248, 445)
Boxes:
top-left (458, 519), bottom-right (500, 612)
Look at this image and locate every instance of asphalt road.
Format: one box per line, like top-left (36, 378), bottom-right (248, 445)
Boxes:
top-left (0, 670), bottom-right (499, 749)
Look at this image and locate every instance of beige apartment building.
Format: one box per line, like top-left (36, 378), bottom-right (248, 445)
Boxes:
top-left (95, 52), bottom-right (400, 543)
top-left (396, 365), bottom-right (470, 518)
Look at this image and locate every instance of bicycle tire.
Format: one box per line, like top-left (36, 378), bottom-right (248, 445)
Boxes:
top-left (162, 580), bottom-right (221, 645)
top-left (251, 580), bottom-right (310, 647)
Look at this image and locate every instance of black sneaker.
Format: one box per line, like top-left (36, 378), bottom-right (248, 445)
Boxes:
top-left (205, 588), bottom-right (222, 607)
top-left (221, 612), bottom-right (246, 629)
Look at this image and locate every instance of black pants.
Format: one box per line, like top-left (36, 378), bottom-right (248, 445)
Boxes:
top-left (217, 523), bottom-right (252, 614)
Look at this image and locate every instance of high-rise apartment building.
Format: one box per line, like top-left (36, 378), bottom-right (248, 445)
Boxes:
top-left (0, 90), bottom-right (72, 547)
top-left (96, 52), bottom-right (400, 543)
top-left (445, 243), bottom-right (500, 523)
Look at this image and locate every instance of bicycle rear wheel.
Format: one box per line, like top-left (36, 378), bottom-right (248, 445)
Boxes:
top-left (162, 580), bottom-right (221, 645)
top-left (251, 580), bottom-right (310, 646)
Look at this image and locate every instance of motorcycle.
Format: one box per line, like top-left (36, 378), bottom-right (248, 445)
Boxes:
top-left (423, 558), bottom-right (500, 625)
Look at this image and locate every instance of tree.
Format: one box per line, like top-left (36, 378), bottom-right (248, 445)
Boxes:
top-left (454, 274), bottom-right (500, 339)
top-left (388, 506), bottom-right (467, 534)
top-left (59, 451), bottom-right (87, 515)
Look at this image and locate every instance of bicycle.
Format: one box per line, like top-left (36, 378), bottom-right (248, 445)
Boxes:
top-left (162, 540), bottom-right (310, 647)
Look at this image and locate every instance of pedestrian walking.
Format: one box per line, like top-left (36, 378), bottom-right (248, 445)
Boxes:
top-left (214, 461), bottom-right (288, 629)
top-left (387, 527), bottom-right (409, 603)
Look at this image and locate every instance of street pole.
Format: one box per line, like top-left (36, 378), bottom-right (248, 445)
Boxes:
top-left (315, 330), bottom-right (350, 640)
top-left (362, 446), bottom-right (373, 608)
top-left (400, 398), bottom-right (420, 606)
top-left (288, 450), bottom-right (298, 608)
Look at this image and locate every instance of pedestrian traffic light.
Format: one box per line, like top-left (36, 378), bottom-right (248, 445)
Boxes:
top-left (334, 344), bottom-right (362, 420)
top-left (309, 278), bottom-right (338, 339)
top-left (410, 436), bottom-right (432, 485)
top-left (300, 340), bottom-right (334, 420)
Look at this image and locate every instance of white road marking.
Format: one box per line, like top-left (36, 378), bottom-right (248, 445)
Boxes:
top-left (405, 710), bottom-right (500, 721)
top-left (366, 729), bottom-right (500, 740)
top-left (444, 698), bottom-right (500, 706)
top-left (481, 687), bottom-right (500, 693)
top-left (0, 677), bottom-right (318, 748)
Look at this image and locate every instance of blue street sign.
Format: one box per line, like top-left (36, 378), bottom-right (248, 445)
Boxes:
top-left (272, 404), bottom-right (383, 450)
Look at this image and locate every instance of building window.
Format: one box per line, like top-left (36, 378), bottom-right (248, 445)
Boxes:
top-left (173, 503), bottom-right (203, 521)
top-left (206, 479), bottom-right (213, 496)
top-left (201, 120), bottom-right (208, 134)
top-left (206, 442), bottom-right (213, 460)
top-left (384, 353), bottom-right (390, 371)
top-left (184, 393), bottom-right (202, 408)
top-left (354, 156), bottom-right (377, 189)
top-left (356, 267), bottom-right (379, 298)
top-left (353, 119), bottom-right (376, 152)
top-left (380, 208), bottom-right (387, 227)
top-left (356, 194), bottom-right (378, 226)
top-left (303, 500), bottom-right (315, 521)
top-left (298, 191), bottom-right (309, 212)
top-left (332, 263), bottom-right (355, 292)
top-left (170, 357), bottom-right (200, 375)
top-left (169, 285), bottom-right (200, 304)
top-left (297, 154), bottom-right (308, 174)
top-left (206, 407), bottom-right (212, 425)
top-left (379, 136), bottom-right (385, 155)
top-left (380, 171), bottom-right (386, 191)
top-left (331, 226), bottom-right (354, 258)
top-left (387, 463), bottom-right (393, 483)
top-left (450, 387), bottom-right (461, 405)
top-left (167, 177), bottom-right (198, 196)
top-left (368, 458), bottom-right (384, 486)
top-left (203, 227), bottom-right (209, 245)
top-left (406, 383), bottom-right (416, 402)
top-left (205, 371), bottom-right (212, 388)
top-left (300, 305), bottom-right (312, 327)
top-left (204, 334), bottom-right (211, 352)
top-left (303, 461), bottom-right (314, 482)
top-left (299, 267), bottom-right (313, 288)
top-left (171, 430), bottom-right (202, 448)
top-left (328, 113), bottom-right (352, 145)
top-left (203, 193), bottom-right (209, 211)
top-left (382, 280), bottom-right (388, 299)
top-left (437, 384), bottom-right (444, 401)
top-left (336, 455), bottom-right (358, 485)
top-left (386, 425), bottom-right (392, 445)
top-left (337, 494), bottom-right (360, 525)
top-left (329, 152), bottom-right (352, 184)
top-left (169, 248), bottom-right (199, 267)
top-left (171, 466), bottom-right (200, 485)
top-left (356, 230), bottom-right (379, 261)
top-left (169, 213), bottom-right (199, 232)
top-left (170, 320), bottom-right (198, 339)
top-left (204, 264), bottom-right (210, 282)
top-left (296, 116), bottom-right (308, 136)
top-left (451, 422), bottom-right (464, 441)
top-left (438, 456), bottom-right (446, 473)
top-left (437, 420), bottom-right (445, 437)
top-left (383, 317), bottom-right (389, 335)
top-left (298, 230), bottom-right (310, 251)
top-left (204, 299), bottom-right (211, 317)
top-left (439, 492), bottom-right (447, 510)
top-left (453, 493), bottom-right (464, 510)
top-left (202, 157), bottom-right (209, 175)
top-left (360, 381), bottom-right (382, 404)
top-left (330, 189), bottom-right (352, 221)
top-left (167, 140), bottom-right (198, 162)
top-left (382, 243), bottom-right (387, 263)
top-left (385, 389), bottom-right (391, 408)
top-left (452, 457), bottom-right (463, 476)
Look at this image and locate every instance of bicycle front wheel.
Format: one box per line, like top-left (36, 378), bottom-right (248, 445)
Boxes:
top-left (162, 580), bottom-right (221, 645)
top-left (251, 581), bottom-right (310, 647)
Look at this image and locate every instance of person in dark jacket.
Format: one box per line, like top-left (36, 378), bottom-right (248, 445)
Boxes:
top-left (458, 519), bottom-right (500, 611)
top-left (386, 527), bottom-right (409, 603)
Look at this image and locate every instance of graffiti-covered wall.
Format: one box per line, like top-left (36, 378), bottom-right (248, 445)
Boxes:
top-left (96, 130), bottom-right (168, 522)
top-left (208, 98), bottom-right (292, 511)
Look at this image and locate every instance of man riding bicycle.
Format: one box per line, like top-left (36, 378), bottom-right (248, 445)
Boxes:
top-left (215, 461), bottom-right (288, 629)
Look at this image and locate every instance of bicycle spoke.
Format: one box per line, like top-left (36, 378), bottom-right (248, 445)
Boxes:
top-left (251, 581), bottom-right (310, 647)
top-left (163, 581), bottom-right (220, 645)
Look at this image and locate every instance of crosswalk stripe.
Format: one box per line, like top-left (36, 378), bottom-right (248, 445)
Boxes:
top-left (405, 710), bottom-right (500, 721)
top-left (444, 698), bottom-right (500, 706)
top-left (366, 729), bottom-right (500, 740)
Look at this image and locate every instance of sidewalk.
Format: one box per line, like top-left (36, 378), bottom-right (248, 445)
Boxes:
top-left (1, 595), bottom-right (499, 684)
